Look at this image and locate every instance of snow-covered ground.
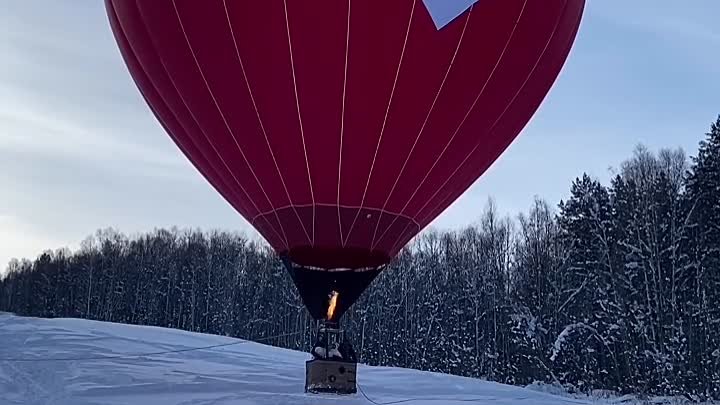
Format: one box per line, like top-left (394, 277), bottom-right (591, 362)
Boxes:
top-left (0, 313), bottom-right (705, 405)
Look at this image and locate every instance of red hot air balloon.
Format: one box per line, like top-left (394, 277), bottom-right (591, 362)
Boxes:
top-left (105, 0), bottom-right (585, 321)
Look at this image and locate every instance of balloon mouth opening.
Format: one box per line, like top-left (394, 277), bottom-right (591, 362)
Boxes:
top-left (281, 256), bottom-right (385, 321)
top-left (284, 245), bottom-right (391, 271)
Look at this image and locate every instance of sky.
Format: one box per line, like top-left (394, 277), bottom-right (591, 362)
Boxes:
top-left (1, 1), bottom-right (719, 272)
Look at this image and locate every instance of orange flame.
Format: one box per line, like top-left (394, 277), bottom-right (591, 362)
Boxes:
top-left (327, 291), bottom-right (339, 320)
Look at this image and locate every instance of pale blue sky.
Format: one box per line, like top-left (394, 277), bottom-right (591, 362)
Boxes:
top-left (1, 1), bottom-right (718, 271)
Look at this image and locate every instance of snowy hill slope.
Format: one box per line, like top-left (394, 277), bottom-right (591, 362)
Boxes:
top-left (0, 313), bottom-right (684, 405)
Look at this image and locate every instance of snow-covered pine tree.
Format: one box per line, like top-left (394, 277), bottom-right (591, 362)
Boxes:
top-left (509, 198), bottom-right (564, 385)
top-left (610, 146), bottom-right (691, 395)
top-left (555, 174), bottom-right (622, 392)
top-left (683, 116), bottom-right (720, 400)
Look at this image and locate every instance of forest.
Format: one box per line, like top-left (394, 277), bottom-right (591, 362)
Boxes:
top-left (2, 116), bottom-right (719, 400)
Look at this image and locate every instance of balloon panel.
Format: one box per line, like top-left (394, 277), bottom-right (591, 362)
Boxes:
top-left (106, 0), bottom-right (584, 272)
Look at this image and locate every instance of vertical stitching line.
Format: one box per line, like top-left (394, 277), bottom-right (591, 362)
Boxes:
top-left (343, 0), bottom-right (417, 247)
top-left (283, 0), bottom-right (316, 246)
top-left (370, 9), bottom-right (472, 248)
top-left (172, 0), bottom-right (290, 248)
top-left (222, 0), bottom-right (312, 246)
top-left (337, 0), bottom-right (352, 245)
top-left (373, 0), bottom-right (530, 250)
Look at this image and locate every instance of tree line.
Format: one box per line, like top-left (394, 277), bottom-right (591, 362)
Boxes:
top-left (2, 117), bottom-right (719, 400)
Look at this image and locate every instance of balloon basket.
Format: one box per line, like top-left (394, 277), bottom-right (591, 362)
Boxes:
top-left (305, 321), bottom-right (358, 395)
top-left (305, 359), bottom-right (357, 395)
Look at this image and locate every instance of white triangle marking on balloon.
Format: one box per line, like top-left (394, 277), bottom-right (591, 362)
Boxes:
top-left (422, 0), bottom-right (479, 30)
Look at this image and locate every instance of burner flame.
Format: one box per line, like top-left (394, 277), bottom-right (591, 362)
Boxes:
top-left (327, 291), bottom-right (339, 320)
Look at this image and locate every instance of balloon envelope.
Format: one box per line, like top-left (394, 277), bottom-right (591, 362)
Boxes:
top-left (106, 0), bottom-right (584, 319)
